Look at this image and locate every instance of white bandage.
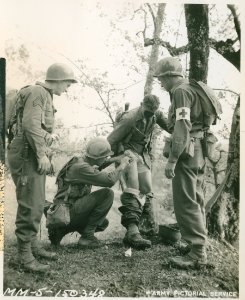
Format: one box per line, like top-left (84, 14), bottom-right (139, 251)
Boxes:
top-left (176, 107), bottom-right (190, 121)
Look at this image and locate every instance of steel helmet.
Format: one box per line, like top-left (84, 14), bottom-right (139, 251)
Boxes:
top-left (46, 63), bottom-right (77, 83)
top-left (85, 137), bottom-right (114, 159)
top-left (154, 57), bottom-right (183, 78)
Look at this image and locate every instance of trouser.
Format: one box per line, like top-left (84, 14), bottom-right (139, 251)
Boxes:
top-left (119, 151), bottom-right (153, 228)
top-left (68, 188), bottom-right (114, 234)
top-left (8, 136), bottom-right (46, 242)
top-left (172, 139), bottom-right (207, 246)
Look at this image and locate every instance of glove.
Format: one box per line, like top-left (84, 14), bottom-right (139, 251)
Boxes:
top-left (37, 155), bottom-right (51, 175)
top-left (165, 161), bottom-right (176, 179)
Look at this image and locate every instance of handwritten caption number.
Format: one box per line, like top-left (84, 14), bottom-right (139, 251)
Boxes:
top-left (81, 289), bottom-right (105, 297)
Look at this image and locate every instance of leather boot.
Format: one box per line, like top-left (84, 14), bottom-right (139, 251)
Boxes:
top-left (17, 239), bottom-right (50, 273)
top-left (31, 238), bottom-right (57, 260)
top-left (123, 224), bottom-right (151, 249)
top-left (175, 239), bottom-right (192, 255)
top-left (78, 234), bottom-right (104, 249)
top-left (170, 245), bottom-right (207, 269)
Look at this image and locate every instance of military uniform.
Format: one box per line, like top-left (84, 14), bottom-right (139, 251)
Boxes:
top-left (108, 106), bottom-right (168, 229)
top-left (167, 78), bottom-right (207, 247)
top-left (8, 82), bottom-right (55, 243)
top-left (48, 156), bottom-right (123, 245)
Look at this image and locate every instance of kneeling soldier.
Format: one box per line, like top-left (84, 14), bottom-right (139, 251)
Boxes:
top-left (47, 137), bottom-right (130, 248)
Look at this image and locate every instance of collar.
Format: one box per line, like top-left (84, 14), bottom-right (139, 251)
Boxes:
top-left (170, 78), bottom-right (188, 94)
top-left (35, 81), bottom-right (53, 96)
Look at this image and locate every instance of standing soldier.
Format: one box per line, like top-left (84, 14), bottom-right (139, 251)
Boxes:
top-left (7, 63), bottom-right (77, 272)
top-left (154, 57), bottom-right (208, 269)
top-left (107, 95), bottom-right (169, 249)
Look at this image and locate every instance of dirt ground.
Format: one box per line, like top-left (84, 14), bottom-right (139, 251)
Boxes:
top-left (3, 177), bottom-right (239, 298)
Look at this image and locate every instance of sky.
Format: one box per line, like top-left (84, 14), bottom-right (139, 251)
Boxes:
top-left (0, 0), bottom-right (241, 135)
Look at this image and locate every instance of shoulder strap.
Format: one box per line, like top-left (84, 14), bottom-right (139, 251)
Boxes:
top-left (56, 156), bottom-right (79, 186)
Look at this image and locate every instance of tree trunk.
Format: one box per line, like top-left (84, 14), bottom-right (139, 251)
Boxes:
top-left (207, 97), bottom-right (240, 244)
top-left (185, 4), bottom-right (209, 83)
top-left (207, 6), bottom-right (240, 244)
top-left (144, 4), bottom-right (166, 95)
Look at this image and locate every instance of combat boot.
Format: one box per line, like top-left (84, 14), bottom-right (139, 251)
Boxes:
top-left (31, 238), bottom-right (57, 260)
top-left (170, 245), bottom-right (207, 269)
top-left (78, 234), bottom-right (104, 249)
top-left (123, 224), bottom-right (151, 249)
top-left (17, 239), bottom-right (50, 273)
top-left (175, 240), bottom-right (192, 255)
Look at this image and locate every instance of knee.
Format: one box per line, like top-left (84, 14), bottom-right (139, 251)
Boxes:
top-left (102, 187), bottom-right (114, 204)
top-left (139, 186), bottom-right (151, 195)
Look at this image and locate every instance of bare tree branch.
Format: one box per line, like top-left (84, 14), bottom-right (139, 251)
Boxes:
top-left (175, 8), bottom-right (184, 47)
top-left (227, 5), bottom-right (240, 41)
top-left (213, 88), bottom-right (240, 97)
top-left (136, 8), bottom-right (147, 39)
top-left (146, 3), bottom-right (156, 30)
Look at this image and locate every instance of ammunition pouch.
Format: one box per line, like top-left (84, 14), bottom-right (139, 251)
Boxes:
top-left (201, 131), bottom-right (218, 160)
top-left (163, 131), bottom-right (204, 160)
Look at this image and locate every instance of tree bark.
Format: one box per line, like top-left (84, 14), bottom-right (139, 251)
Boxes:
top-left (144, 4), bottom-right (166, 95)
top-left (185, 4), bottom-right (209, 83)
top-left (207, 97), bottom-right (239, 244)
top-left (207, 6), bottom-right (240, 244)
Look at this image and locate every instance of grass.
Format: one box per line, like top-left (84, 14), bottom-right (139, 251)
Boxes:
top-left (3, 176), bottom-right (239, 298)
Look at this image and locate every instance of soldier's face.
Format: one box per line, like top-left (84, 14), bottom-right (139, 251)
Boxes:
top-left (53, 81), bottom-right (72, 96)
top-left (95, 157), bottom-right (107, 167)
top-left (157, 76), bottom-right (171, 91)
top-left (142, 104), bottom-right (158, 118)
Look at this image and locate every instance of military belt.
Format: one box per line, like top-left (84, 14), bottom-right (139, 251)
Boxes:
top-left (190, 131), bottom-right (204, 139)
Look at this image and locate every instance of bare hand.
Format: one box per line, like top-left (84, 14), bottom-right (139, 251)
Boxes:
top-left (51, 133), bottom-right (60, 142)
top-left (119, 156), bottom-right (131, 169)
top-left (37, 155), bottom-right (51, 175)
top-left (165, 161), bottom-right (176, 179)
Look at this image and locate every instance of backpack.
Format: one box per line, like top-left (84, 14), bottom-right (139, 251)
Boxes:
top-left (113, 103), bottom-right (131, 155)
top-left (189, 79), bottom-right (222, 127)
top-left (6, 89), bottom-right (18, 142)
top-left (54, 156), bottom-right (91, 203)
top-left (6, 86), bottom-right (31, 144)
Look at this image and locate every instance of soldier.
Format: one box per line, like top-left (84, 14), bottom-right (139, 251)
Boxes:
top-left (47, 137), bottom-right (131, 248)
top-left (7, 63), bottom-right (77, 272)
top-left (107, 95), bottom-right (169, 249)
top-left (154, 57), bottom-right (208, 269)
